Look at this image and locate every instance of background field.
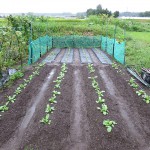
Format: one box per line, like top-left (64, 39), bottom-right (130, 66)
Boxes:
top-left (0, 16), bottom-right (150, 72)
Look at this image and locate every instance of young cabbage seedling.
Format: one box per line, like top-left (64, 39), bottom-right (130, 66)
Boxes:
top-left (97, 103), bottom-right (109, 115)
top-left (53, 90), bottom-right (61, 95)
top-left (29, 75), bottom-right (33, 81)
top-left (136, 90), bottom-right (146, 96)
top-left (54, 83), bottom-right (61, 89)
top-left (97, 90), bottom-right (105, 97)
top-left (0, 102), bottom-right (9, 112)
top-left (24, 79), bottom-right (30, 83)
top-left (45, 104), bottom-right (55, 113)
top-left (40, 114), bottom-right (51, 125)
top-left (49, 96), bottom-right (57, 104)
top-left (143, 94), bottom-right (150, 104)
top-left (7, 95), bottom-right (16, 103)
top-left (19, 84), bottom-right (26, 89)
top-left (15, 87), bottom-right (22, 95)
top-left (103, 119), bottom-right (117, 132)
top-left (96, 97), bottom-right (105, 104)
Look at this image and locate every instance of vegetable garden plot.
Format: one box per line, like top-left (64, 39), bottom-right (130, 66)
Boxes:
top-left (92, 48), bottom-right (112, 64)
top-left (61, 48), bottom-right (74, 63)
top-left (1, 51), bottom-right (150, 150)
top-left (43, 48), bottom-right (61, 63)
top-left (79, 48), bottom-right (92, 63)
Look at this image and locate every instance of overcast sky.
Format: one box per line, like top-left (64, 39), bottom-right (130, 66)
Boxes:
top-left (0, 0), bottom-right (150, 13)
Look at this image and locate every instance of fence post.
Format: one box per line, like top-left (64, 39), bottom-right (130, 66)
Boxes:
top-left (30, 42), bottom-right (33, 64)
top-left (113, 24), bottom-right (117, 58)
top-left (105, 19), bottom-right (108, 52)
top-left (123, 27), bottom-right (126, 65)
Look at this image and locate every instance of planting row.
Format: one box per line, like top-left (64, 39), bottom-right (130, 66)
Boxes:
top-left (88, 63), bottom-right (117, 132)
top-left (0, 63), bottom-right (45, 117)
top-left (40, 63), bottom-right (68, 125)
top-left (112, 62), bottom-right (150, 104)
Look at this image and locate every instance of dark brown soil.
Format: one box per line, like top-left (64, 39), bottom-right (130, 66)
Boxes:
top-left (0, 50), bottom-right (150, 150)
top-left (0, 69), bottom-right (33, 105)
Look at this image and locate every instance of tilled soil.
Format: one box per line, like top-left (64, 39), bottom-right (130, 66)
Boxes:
top-left (0, 49), bottom-right (150, 150)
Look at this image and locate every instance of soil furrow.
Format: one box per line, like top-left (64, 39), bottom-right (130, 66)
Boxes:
top-left (73, 49), bottom-right (81, 65)
top-left (1, 68), bottom-right (56, 150)
top-left (68, 68), bottom-right (90, 150)
top-left (20, 65), bottom-right (73, 150)
top-left (0, 65), bottom-right (55, 147)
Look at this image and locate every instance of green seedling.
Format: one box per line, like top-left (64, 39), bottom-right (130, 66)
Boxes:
top-left (53, 90), bottom-right (61, 95)
top-left (103, 119), bottom-right (117, 132)
top-left (7, 95), bottom-right (16, 103)
top-left (49, 96), bottom-right (57, 104)
top-left (112, 63), bottom-right (118, 70)
top-left (40, 114), bottom-right (51, 125)
top-left (97, 90), bottom-right (105, 97)
top-left (136, 90), bottom-right (146, 96)
top-left (54, 79), bottom-right (61, 84)
top-left (54, 83), bottom-right (61, 89)
top-left (15, 87), bottom-right (22, 95)
top-left (24, 79), bottom-right (30, 83)
top-left (0, 102), bottom-right (9, 112)
top-left (29, 75), bottom-right (33, 81)
top-left (19, 84), bottom-right (26, 89)
top-left (143, 94), bottom-right (150, 104)
top-left (45, 104), bottom-right (55, 113)
top-left (92, 80), bottom-right (99, 89)
top-left (97, 103), bottom-right (109, 115)
top-left (129, 77), bottom-right (138, 89)
top-left (96, 97), bottom-right (105, 104)
top-left (38, 63), bottom-right (45, 67)
top-left (33, 71), bottom-right (39, 76)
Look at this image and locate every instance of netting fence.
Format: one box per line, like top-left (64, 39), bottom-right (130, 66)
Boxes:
top-left (28, 35), bottom-right (125, 65)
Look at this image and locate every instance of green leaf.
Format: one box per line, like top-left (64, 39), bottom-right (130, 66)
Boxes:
top-left (107, 126), bottom-right (112, 132)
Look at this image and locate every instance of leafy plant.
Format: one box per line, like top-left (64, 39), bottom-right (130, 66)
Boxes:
top-left (49, 96), bottom-right (57, 104)
top-left (53, 90), bottom-right (61, 95)
top-left (97, 90), bottom-right (105, 97)
top-left (45, 104), bottom-right (55, 113)
top-left (136, 90), bottom-right (146, 96)
top-left (9, 71), bottom-right (24, 81)
top-left (103, 119), bottom-right (117, 132)
top-left (7, 95), bottom-right (16, 103)
top-left (129, 77), bottom-right (139, 89)
top-left (112, 63), bottom-right (118, 70)
top-left (143, 94), bottom-right (150, 104)
top-left (29, 75), bottom-right (33, 81)
top-left (19, 83), bottom-right (26, 89)
top-left (0, 102), bottom-right (9, 112)
top-left (15, 87), bottom-right (22, 95)
top-left (88, 63), bottom-right (95, 73)
top-left (97, 103), bottom-right (109, 115)
top-left (40, 114), bottom-right (51, 125)
top-left (96, 97), bottom-right (105, 104)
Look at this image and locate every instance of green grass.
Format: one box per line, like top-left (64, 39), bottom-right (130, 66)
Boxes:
top-left (0, 16), bottom-right (150, 72)
top-left (126, 32), bottom-right (150, 71)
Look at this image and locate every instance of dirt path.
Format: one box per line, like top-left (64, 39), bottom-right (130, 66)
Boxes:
top-left (68, 68), bottom-right (90, 150)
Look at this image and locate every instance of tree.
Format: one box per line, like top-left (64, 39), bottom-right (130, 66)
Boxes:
top-left (114, 11), bottom-right (119, 18)
top-left (86, 9), bottom-right (96, 16)
top-left (96, 4), bottom-right (102, 15)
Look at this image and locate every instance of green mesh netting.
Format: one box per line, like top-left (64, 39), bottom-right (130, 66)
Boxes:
top-left (114, 41), bottom-right (125, 64)
top-left (28, 35), bottom-right (52, 64)
top-left (106, 38), bottom-right (114, 56)
top-left (101, 36), bottom-right (125, 64)
top-left (53, 36), bottom-right (101, 48)
top-left (28, 35), bottom-right (125, 65)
